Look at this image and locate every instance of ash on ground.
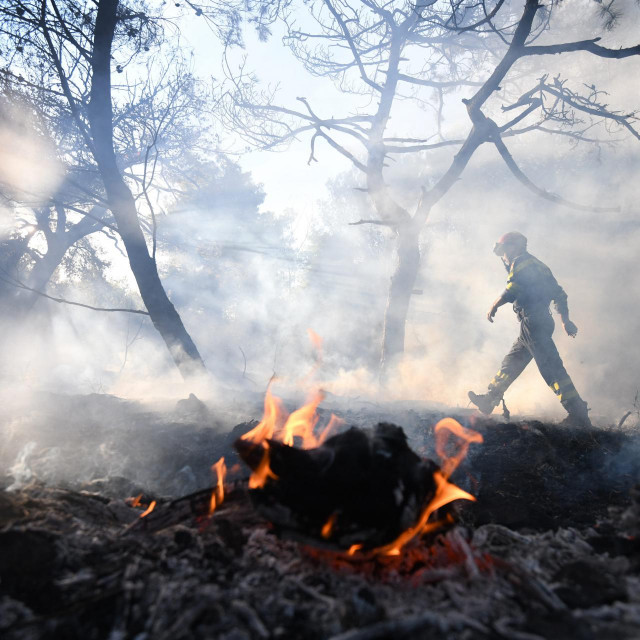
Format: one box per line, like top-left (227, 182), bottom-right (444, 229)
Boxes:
top-left (1, 392), bottom-right (640, 639)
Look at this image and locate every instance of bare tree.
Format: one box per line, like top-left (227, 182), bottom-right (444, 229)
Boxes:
top-left (224, 0), bottom-right (640, 378)
top-left (0, 1), bottom-right (221, 377)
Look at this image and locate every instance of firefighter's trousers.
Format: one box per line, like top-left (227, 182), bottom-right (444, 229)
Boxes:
top-left (488, 312), bottom-right (583, 411)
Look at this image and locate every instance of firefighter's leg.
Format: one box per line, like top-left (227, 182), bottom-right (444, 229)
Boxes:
top-left (524, 315), bottom-right (592, 427)
top-left (469, 332), bottom-right (532, 415)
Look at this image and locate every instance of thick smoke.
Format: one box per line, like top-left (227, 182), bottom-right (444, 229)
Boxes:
top-left (1, 0), bottom-right (639, 436)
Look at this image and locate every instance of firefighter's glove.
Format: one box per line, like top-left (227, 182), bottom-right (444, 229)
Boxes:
top-left (563, 320), bottom-right (578, 337)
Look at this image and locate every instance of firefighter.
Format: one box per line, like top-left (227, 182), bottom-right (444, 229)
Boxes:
top-left (468, 231), bottom-right (592, 427)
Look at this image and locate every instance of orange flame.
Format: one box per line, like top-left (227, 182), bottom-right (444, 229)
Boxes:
top-left (241, 385), bottom-right (287, 444)
top-left (353, 418), bottom-right (483, 557)
top-left (321, 512), bottom-right (338, 539)
top-left (129, 493), bottom-right (143, 508)
top-left (282, 390), bottom-right (324, 447)
top-left (140, 500), bottom-right (156, 518)
top-left (434, 417), bottom-right (484, 479)
top-left (307, 328), bottom-right (323, 356)
top-left (241, 381), bottom-right (332, 488)
top-left (239, 337), bottom-right (483, 559)
top-left (378, 471), bottom-right (476, 556)
top-left (240, 384), bottom-right (286, 489)
top-left (318, 413), bottom-right (345, 445)
top-left (249, 442), bottom-right (278, 489)
top-left (209, 456), bottom-right (227, 515)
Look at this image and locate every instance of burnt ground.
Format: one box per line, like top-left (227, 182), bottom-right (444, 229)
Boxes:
top-left (1, 391), bottom-right (640, 639)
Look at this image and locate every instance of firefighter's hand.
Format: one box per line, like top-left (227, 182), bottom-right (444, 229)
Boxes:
top-left (487, 304), bottom-right (498, 323)
top-left (563, 320), bottom-right (578, 337)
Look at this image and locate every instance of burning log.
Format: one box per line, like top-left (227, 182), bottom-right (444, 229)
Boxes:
top-left (236, 422), bottom-right (440, 551)
top-left (231, 387), bottom-right (481, 555)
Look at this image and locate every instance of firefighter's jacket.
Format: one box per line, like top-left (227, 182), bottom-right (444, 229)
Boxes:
top-left (501, 252), bottom-right (569, 320)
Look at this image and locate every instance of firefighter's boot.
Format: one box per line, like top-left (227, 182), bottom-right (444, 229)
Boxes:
top-left (560, 397), bottom-right (593, 428)
top-left (468, 390), bottom-right (502, 416)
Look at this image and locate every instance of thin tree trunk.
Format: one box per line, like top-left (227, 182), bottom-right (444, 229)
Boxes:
top-left (88, 0), bottom-right (206, 379)
top-left (379, 223), bottom-right (421, 378)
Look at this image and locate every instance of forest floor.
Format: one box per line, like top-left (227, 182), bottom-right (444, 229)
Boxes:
top-left (1, 391), bottom-right (640, 639)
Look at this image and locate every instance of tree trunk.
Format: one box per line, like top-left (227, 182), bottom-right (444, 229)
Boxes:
top-left (379, 223), bottom-right (421, 379)
top-left (88, 0), bottom-right (206, 379)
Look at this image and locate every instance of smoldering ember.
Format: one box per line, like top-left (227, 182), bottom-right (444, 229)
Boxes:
top-left (1, 1), bottom-right (640, 639)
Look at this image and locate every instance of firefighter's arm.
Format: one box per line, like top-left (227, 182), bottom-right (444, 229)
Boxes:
top-left (563, 319), bottom-right (578, 337)
top-left (487, 291), bottom-right (511, 323)
top-left (552, 286), bottom-right (577, 337)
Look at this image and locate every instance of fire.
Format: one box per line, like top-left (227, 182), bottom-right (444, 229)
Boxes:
top-left (237, 332), bottom-right (483, 558)
top-left (129, 493), bottom-right (143, 508)
top-left (240, 383), bottom-right (330, 488)
top-left (241, 385), bottom-right (286, 444)
top-left (209, 457), bottom-right (227, 515)
top-left (242, 384), bottom-right (482, 556)
top-left (321, 512), bottom-right (337, 539)
top-left (307, 328), bottom-right (323, 356)
top-left (375, 418), bottom-right (483, 556)
top-left (248, 442), bottom-right (278, 489)
top-left (140, 500), bottom-right (156, 518)
top-left (434, 418), bottom-right (484, 479)
top-left (282, 390), bottom-right (324, 446)
top-left (318, 413), bottom-right (345, 445)
top-left (378, 471), bottom-right (475, 556)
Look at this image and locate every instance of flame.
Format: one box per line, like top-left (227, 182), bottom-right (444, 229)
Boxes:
top-left (140, 500), bottom-right (156, 518)
top-left (241, 382), bottom-right (331, 488)
top-left (378, 471), bottom-right (476, 556)
top-left (209, 457), bottom-right (227, 514)
top-left (249, 443), bottom-right (278, 489)
top-left (240, 384), bottom-right (286, 489)
top-left (238, 334), bottom-right (483, 559)
top-left (321, 512), bottom-right (337, 539)
top-left (307, 328), bottom-right (323, 356)
top-left (241, 384), bottom-right (287, 444)
top-left (318, 413), bottom-right (345, 445)
top-left (129, 493), bottom-right (143, 508)
top-left (354, 418), bottom-right (483, 557)
top-left (434, 417), bottom-right (484, 479)
top-left (282, 389), bottom-right (324, 447)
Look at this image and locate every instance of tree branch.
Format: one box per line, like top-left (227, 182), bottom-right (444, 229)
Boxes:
top-left (396, 73), bottom-right (483, 89)
top-left (322, 0), bottom-right (383, 92)
top-left (540, 82), bottom-right (640, 140)
top-left (523, 39), bottom-right (640, 59)
top-left (0, 274), bottom-right (150, 315)
top-left (348, 218), bottom-right (397, 227)
top-left (492, 135), bottom-right (620, 213)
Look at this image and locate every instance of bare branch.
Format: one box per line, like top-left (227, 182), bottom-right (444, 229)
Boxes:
top-left (0, 274), bottom-right (149, 315)
top-left (348, 218), bottom-right (397, 227)
top-left (492, 135), bottom-right (620, 213)
top-left (322, 0), bottom-right (383, 92)
top-left (315, 130), bottom-right (367, 172)
top-left (447, 0), bottom-right (506, 34)
top-left (384, 139), bottom-right (465, 153)
top-left (396, 73), bottom-right (483, 88)
top-left (523, 39), bottom-right (640, 59)
top-left (539, 81), bottom-right (640, 140)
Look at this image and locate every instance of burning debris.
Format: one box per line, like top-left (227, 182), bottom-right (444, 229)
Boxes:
top-left (234, 389), bottom-right (480, 554)
top-left (237, 422), bottom-right (442, 551)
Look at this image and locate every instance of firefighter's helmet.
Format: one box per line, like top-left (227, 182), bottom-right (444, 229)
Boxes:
top-left (493, 231), bottom-right (527, 256)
